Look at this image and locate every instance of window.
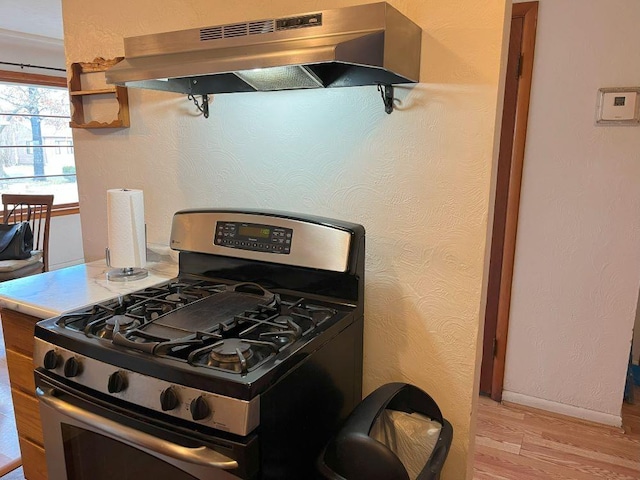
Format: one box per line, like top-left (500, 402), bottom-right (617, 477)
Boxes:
top-left (0, 71), bottom-right (78, 211)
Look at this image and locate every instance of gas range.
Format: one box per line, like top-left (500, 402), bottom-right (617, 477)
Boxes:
top-left (34, 209), bottom-right (365, 480)
top-left (35, 276), bottom-right (356, 434)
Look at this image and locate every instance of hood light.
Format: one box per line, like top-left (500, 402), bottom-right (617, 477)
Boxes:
top-left (234, 65), bottom-right (324, 91)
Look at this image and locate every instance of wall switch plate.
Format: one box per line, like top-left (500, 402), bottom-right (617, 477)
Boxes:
top-left (596, 87), bottom-right (640, 125)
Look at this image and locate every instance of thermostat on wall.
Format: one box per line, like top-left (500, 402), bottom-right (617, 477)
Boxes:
top-left (596, 87), bottom-right (640, 125)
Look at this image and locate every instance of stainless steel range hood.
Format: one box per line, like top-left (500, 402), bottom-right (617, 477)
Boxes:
top-left (105, 2), bottom-right (421, 97)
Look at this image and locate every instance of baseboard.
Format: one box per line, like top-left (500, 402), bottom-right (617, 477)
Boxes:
top-left (502, 390), bottom-right (622, 427)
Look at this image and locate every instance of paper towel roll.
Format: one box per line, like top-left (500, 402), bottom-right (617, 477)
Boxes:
top-left (107, 189), bottom-right (146, 268)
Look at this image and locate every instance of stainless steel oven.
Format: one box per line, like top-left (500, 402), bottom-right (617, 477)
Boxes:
top-left (37, 375), bottom-right (249, 479)
top-left (34, 209), bottom-right (365, 480)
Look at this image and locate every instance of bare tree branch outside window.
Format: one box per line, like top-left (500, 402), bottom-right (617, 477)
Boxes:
top-left (0, 83), bottom-right (78, 204)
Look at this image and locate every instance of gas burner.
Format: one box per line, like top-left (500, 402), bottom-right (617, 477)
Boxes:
top-left (107, 315), bottom-right (136, 329)
top-left (164, 293), bottom-right (184, 302)
top-left (273, 315), bottom-right (293, 325)
top-left (201, 339), bottom-right (254, 373)
top-left (128, 300), bottom-right (176, 321)
top-left (186, 337), bottom-right (280, 374)
top-left (89, 315), bottom-right (142, 340)
top-left (210, 339), bottom-right (253, 364)
top-left (164, 287), bottom-right (201, 303)
top-left (256, 316), bottom-right (303, 347)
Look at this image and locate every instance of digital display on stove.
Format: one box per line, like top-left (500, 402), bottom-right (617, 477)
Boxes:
top-left (215, 221), bottom-right (292, 254)
top-left (238, 226), bottom-right (270, 239)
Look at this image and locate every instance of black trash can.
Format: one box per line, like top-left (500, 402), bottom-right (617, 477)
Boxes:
top-left (317, 382), bottom-right (453, 480)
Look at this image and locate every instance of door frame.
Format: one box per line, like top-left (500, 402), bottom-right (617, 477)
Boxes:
top-left (480, 1), bottom-right (538, 401)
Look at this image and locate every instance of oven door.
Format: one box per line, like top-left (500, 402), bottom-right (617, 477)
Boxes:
top-left (36, 374), bottom-right (258, 480)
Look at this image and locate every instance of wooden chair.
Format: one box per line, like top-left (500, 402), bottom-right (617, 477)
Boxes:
top-left (0, 194), bottom-right (54, 281)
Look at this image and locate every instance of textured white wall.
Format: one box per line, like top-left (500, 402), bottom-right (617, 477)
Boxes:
top-left (49, 214), bottom-right (84, 270)
top-left (504, 0), bottom-right (640, 423)
top-left (62, 1), bottom-right (508, 477)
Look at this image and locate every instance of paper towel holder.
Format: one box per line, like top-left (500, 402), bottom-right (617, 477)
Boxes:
top-left (105, 247), bottom-right (148, 281)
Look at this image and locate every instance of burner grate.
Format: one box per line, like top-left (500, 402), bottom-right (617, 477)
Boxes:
top-left (58, 279), bottom-right (227, 339)
top-left (57, 277), bottom-right (341, 376)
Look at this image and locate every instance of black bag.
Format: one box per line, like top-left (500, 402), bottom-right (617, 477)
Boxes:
top-left (0, 205), bottom-right (34, 260)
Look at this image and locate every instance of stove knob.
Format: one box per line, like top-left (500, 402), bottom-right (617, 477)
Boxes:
top-left (108, 371), bottom-right (127, 393)
top-left (43, 350), bottom-right (61, 370)
top-left (190, 396), bottom-right (210, 421)
top-left (160, 387), bottom-right (179, 411)
top-left (63, 357), bottom-right (82, 378)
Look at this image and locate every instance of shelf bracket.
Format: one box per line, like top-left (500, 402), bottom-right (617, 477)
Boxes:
top-left (377, 84), bottom-right (395, 114)
top-left (187, 94), bottom-right (209, 118)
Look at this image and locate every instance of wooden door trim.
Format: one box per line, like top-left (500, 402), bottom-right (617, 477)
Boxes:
top-left (491, 1), bottom-right (538, 401)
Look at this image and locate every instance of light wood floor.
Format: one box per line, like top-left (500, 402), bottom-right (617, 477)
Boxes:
top-left (473, 391), bottom-right (640, 479)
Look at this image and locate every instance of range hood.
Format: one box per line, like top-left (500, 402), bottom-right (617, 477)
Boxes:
top-left (105, 2), bottom-right (421, 113)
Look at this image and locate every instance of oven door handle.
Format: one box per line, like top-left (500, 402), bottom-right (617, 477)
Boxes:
top-left (36, 388), bottom-right (239, 470)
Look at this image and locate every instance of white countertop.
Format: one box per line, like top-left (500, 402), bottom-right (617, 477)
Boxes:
top-left (0, 260), bottom-right (178, 319)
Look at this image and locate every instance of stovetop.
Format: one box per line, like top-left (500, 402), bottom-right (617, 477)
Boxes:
top-left (34, 274), bottom-right (357, 436)
top-left (52, 277), bottom-right (342, 376)
top-left (35, 274), bottom-right (356, 398)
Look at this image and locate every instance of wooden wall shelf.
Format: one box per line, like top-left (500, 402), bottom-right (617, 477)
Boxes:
top-left (68, 57), bottom-right (130, 129)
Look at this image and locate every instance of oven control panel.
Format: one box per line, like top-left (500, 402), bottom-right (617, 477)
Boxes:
top-left (172, 210), bottom-right (358, 273)
top-left (34, 339), bottom-right (260, 436)
top-left (214, 221), bottom-right (292, 254)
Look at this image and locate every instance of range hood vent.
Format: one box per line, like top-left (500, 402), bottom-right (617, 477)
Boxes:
top-left (105, 2), bottom-right (421, 113)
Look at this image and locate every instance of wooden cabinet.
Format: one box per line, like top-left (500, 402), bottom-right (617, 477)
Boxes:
top-left (1, 309), bottom-right (47, 480)
top-left (68, 57), bottom-right (130, 129)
